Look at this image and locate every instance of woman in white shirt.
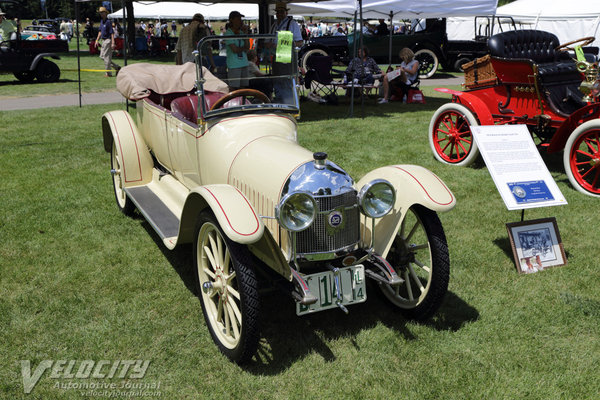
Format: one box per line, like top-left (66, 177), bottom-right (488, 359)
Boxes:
top-left (378, 47), bottom-right (419, 104)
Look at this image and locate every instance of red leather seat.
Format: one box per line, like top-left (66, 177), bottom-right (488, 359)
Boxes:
top-left (171, 92), bottom-right (253, 123)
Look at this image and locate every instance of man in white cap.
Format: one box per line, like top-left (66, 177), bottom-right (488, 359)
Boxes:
top-left (0, 8), bottom-right (17, 42)
top-left (95, 6), bottom-right (120, 77)
top-left (175, 13), bottom-right (215, 69)
top-left (270, 1), bottom-right (303, 103)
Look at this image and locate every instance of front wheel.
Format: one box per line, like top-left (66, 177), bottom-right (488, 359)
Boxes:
top-left (429, 103), bottom-right (480, 166)
top-left (380, 205), bottom-right (450, 320)
top-left (194, 212), bottom-right (260, 364)
top-left (414, 48), bottom-right (439, 79)
top-left (564, 119), bottom-right (600, 197)
top-left (14, 71), bottom-right (36, 83)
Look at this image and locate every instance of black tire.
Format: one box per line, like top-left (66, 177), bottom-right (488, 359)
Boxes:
top-left (14, 71), bottom-right (36, 83)
top-left (193, 211), bottom-right (260, 364)
top-left (110, 142), bottom-right (135, 216)
top-left (414, 48), bottom-right (439, 79)
top-left (380, 205), bottom-right (449, 320)
top-left (35, 59), bottom-right (60, 83)
top-left (453, 57), bottom-right (471, 72)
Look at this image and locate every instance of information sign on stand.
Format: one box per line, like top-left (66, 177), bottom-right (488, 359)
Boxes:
top-left (471, 125), bottom-right (567, 210)
top-left (471, 125), bottom-right (568, 274)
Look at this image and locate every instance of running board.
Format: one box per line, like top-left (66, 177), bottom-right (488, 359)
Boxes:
top-left (125, 186), bottom-right (180, 240)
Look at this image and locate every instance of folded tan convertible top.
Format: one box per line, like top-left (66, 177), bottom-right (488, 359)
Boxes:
top-left (116, 62), bottom-right (229, 100)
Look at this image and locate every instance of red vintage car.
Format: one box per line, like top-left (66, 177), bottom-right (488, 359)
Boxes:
top-left (429, 30), bottom-right (600, 197)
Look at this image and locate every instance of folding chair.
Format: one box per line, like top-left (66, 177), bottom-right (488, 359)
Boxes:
top-left (303, 55), bottom-right (343, 103)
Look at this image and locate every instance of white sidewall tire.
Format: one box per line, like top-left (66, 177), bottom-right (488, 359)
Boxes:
top-left (429, 103), bottom-right (480, 167)
top-left (301, 48), bottom-right (328, 72)
top-left (563, 119), bottom-right (600, 197)
top-left (414, 48), bottom-right (439, 79)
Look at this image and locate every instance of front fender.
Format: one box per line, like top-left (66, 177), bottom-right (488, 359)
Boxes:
top-left (179, 184), bottom-right (264, 245)
top-left (357, 165), bottom-right (456, 257)
top-left (101, 110), bottom-right (153, 187)
top-left (434, 88), bottom-right (495, 125)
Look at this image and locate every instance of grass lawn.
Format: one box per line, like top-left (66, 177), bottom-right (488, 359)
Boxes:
top-left (1, 93), bottom-right (599, 399)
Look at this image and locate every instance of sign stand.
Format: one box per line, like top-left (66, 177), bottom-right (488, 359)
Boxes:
top-left (471, 125), bottom-right (568, 272)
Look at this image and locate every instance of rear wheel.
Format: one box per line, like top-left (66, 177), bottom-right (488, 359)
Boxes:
top-left (194, 212), bottom-right (260, 364)
top-left (429, 103), bottom-right (480, 166)
top-left (35, 59), bottom-right (60, 83)
top-left (14, 71), bottom-right (36, 83)
top-left (564, 120), bottom-right (600, 197)
top-left (414, 48), bottom-right (439, 79)
top-left (110, 142), bottom-right (135, 216)
top-left (381, 205), bottom-right (450, 320)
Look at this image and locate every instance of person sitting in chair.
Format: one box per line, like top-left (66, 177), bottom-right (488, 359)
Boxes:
top-left (378, 47), bottom-right (419, 104)
top-left (345, 46), bottom-right (381, 85)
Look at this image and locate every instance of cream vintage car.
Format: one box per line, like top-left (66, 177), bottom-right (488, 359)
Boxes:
top-left (101, 34), bottom-right (456, 363)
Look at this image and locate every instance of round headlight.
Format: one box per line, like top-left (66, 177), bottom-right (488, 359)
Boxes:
top-left (358, 179), bottom-right (396, 218)
top-left (276, 192), bottom-right (317, 232)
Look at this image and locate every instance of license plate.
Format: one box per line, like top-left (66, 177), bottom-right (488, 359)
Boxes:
top-left (296, 265), bottom-right (367, 315)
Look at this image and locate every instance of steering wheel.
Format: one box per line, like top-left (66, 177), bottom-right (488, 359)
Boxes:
top-left (555, 37), bottom-right (596, 52)
top-left (209, 89), bottom-right (271, 111)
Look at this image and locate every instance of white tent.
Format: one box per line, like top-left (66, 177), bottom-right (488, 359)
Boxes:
top-left (494, 0), bottom-right (600, 46)
top-left (286, 0), bottom-right (497, 19)
top-left (108, 2), bottom-right (259, 21)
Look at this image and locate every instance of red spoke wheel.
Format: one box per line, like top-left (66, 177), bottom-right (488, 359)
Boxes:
top-left (564, 120), bottom-right (600, 197)
top-left (429, 103), bottom-right (480, 166)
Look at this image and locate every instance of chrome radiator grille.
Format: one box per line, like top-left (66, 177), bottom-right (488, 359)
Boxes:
top-left (296, 190), bottom-right (360, 254)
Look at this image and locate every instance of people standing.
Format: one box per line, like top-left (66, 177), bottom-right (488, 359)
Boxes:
top-left (224, 11), bottom-right (249, 89)
top-left (175, 13), bottom-right (215, 69)
top-left (0, 8), bottom-right (16, 42)
top-left (270, 1), bottom-right (304, 103)
top-left (95, 6), bottom-right (121, 77)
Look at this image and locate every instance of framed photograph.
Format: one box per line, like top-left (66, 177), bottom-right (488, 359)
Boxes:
top-left (506, 217), bottom-right (567, 274)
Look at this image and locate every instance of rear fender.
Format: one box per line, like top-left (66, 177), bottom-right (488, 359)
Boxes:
top-left (435, 88), bottom-right (495, 125)
top-left (357, 165), bottom-right (456, 258)
top-left (547, 103), bottom-right (600, 153)
top-left (179, 185), bottom-right (265, 245)
top-left (30, 54), bottom-right (60, 70)
top-left (101, 110), bottom-right (153, 187)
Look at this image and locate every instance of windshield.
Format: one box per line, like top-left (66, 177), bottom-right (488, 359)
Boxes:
top-left (196, 34), bottom-right (299, 119)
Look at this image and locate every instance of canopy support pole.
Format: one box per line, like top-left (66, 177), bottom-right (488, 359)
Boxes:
top-left (76, 0), bottom-right (82, 107)
top-left (388, 11), bottom-right (393, 66)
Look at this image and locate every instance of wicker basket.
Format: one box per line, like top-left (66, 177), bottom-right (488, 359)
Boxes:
top-left (463, 55), bottom-right (498, 89)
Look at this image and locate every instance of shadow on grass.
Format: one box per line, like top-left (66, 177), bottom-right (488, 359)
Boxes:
top-left (244, 287), bottom-right (478, 375)
top-left (138, 219), bottom-right (478, 375)
top-left (298, 95), bottom-right (450, 123)
top-left (0, 78), bottom-right (79, 87)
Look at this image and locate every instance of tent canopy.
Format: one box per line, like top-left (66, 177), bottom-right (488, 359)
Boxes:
top-left (286, 0), bottom-right (497, 19)
top-left (494, 0), bottom-right (600, 46)
top-left (108, 2), bottom-right (259, 20)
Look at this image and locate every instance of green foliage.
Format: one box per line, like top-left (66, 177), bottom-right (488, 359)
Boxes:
top-left (1, 93), bottom-right (599, 399)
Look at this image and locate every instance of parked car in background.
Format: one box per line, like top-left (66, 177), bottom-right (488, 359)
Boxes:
top-left (0, 35), bottom-right (68, 82)
top-left (300, 19), bottom-right (447, 79)
top-left (102, 34), bottom-right (457, 363)
top-left (21, 25), bottom-right (57, 40)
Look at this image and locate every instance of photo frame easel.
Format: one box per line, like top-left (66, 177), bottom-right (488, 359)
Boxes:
top-left (506, 217), bottom-right (567, 274)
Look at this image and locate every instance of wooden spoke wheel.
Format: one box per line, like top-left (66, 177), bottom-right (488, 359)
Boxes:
top-left (564, 120), bottom-right (600, 197)
top-left (429, 103), bottom-right (480, 166)
top-left (380, 205), bottom-right (450, 321)
top-left (194, 212), bottom-right (260, 363)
